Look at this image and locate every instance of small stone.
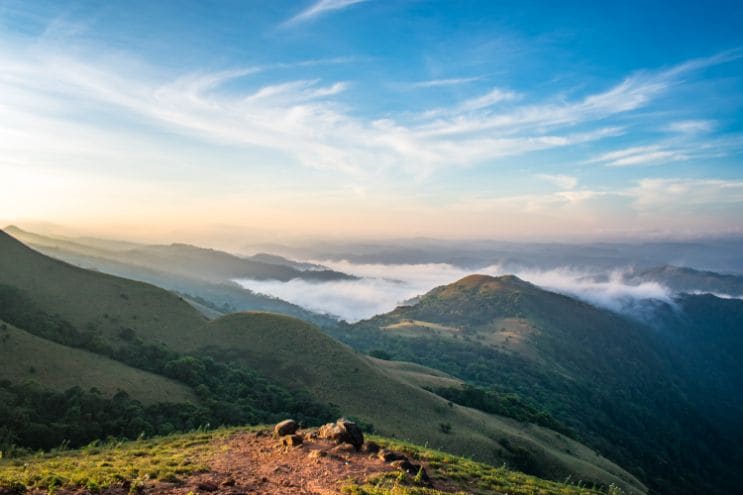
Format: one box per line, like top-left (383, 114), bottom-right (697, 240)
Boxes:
top-left (273, 419), bottom-right (299, 437)
top-left (280, 434), bottom-right (304, 447)
top-left (308, 449), bottom-right (327, 459)
top-left (197, 481), bottom-right (218, 492)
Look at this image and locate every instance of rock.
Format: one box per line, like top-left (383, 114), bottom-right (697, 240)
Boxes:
top-left (308, 449), bottom-right (327, 459)
top-left (197, 482), bottom-right (218, 492)
top-left (318, 418), bottom-right (364, 451)
top-left (221, 478), bottom-right (236, 487)
top-left (273, 419), bottom-right (299, 437)
top-left (391, 460), bottom-right (430, 482)
top-left (377, 449), bottom-right (408, 463)
top-left (329, 443), bottom-right (356, 455)
top-left (280, 434), bottom-right (304, 447)
top-left (365, 441), bottom-right (380, 454)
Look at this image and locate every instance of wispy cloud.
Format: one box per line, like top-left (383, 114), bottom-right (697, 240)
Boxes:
top-left (631, 178), bottom-right (743, 210)
top-left (595, 146), bottom-right (689, 167)
top-left (0, 37), bottom-right (737, 182)
top-left (536, 174), bottom-right (578, 189)
top-left (283, 0), bottom-right (369, 27)
top-left (408, 77), bottom-right (483, 88)
top-left (666, 119), bottom-right (715, 134)
top-left (459, 87), bottom-right (520, 111)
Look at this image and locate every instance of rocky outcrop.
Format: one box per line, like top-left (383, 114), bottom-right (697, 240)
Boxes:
top-left (318, 418), bottom-right (364, 451)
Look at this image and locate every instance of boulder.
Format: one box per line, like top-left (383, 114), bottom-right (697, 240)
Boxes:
top-left (280, 434), bottom-right (304, 447)
top-left (318, 418), bottom-right (364, 451)
top-left (273, 419), bottom-right (299, 437)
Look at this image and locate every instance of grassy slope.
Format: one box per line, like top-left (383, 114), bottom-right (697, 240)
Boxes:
top-left (0, 321), bottom-right (194, 404)
top-left (0, 427), bottom-right (619, 495)
top-left (371, 357), bottom-right (464, 389)
top-left (344, 274), bottom-right (737, 495)
top-left (0, 232), bottom-right (644, 494)
top-left (202, 313), bottom-right (644, 494)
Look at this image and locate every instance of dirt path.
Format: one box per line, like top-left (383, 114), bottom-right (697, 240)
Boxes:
top-left (140, 430), bottom-right (418, 495)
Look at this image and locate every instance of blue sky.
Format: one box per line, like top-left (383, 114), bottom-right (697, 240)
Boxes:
top-left (1, 0), bottom-right (742, 242)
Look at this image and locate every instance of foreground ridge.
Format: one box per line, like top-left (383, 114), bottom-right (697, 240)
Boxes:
top-left (0, 425), bottom-right (628, 495)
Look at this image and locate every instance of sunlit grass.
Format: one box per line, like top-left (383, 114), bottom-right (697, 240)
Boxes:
top-left (0, 427), bottom-right (244, 492)
top-left (344, 436), bottom-right (612, 495)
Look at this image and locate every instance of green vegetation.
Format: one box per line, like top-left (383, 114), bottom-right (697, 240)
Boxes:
top-left (0, 231), bottom-right (644, 494)
top-left (335, 274), bottom-right (743, 495)
top-left (0, 428), bottom-right (623, 495)
top-left (345, 436), bottom-right (618, 495)
top-left (0, 428), bottom-right (233, 491)
top-left (429, 385), bottom-right (572, 437)
top-left (0, 286), bottom-right (336, 452)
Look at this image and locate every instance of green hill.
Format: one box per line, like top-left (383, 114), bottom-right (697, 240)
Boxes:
top-left (0, 321), bottom-right (194, 404)
top-left (336, 274), bottom-right (743, 495)
top-left (0, 231), bottom-right (645, 494)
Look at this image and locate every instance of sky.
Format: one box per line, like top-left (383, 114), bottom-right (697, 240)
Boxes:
top-left (1, 0), bottom-right (742, 243)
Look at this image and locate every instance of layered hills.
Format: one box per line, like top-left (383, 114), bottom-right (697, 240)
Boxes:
top-left (0, 230), bottom-right (644, 494)
top-left (3, 225), bottom-right (341, 326)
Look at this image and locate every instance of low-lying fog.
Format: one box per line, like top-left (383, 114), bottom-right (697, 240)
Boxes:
top-left (235, 261), bottom-right (676, 322)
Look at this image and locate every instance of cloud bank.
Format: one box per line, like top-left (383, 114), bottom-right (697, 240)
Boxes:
top-left (235, 261), bottom-right (676, 322)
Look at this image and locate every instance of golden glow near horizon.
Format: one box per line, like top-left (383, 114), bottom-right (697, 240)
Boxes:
top-left (1, 3), bottom-right (742, 243)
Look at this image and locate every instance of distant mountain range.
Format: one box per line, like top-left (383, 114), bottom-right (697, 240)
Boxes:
top-left (2, 225), bottom-right (349, 327)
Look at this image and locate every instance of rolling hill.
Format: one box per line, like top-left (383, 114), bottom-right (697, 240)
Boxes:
top-left (0, 230), bottom-right (645, 494)
top-left (335, 274), bottom-right (743, 495)
top-left (3, 225), bottom-right (340, 327)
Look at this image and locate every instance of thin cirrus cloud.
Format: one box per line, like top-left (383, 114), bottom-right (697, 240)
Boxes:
top-left (0, 39), bottom-right (738, 182)
top-left (282, 0), bottom-right (369, 26)
top-left (408, 76), bottom-right (483, 88)
top-left (596, 146), bottom-right (689, 167)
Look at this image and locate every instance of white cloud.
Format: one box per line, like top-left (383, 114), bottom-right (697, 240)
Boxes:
top-left (459, 88), bottom-right (520, 111)
top-left (409, 77), bottom-right (482, 88)
top-left (630, 178), bottom-right (743, 211)
top-left (284, 0), bottom-right (369, 26)
top-left (235, 261), bottom-right (676, 322)
top-left (609, 150), bottom-right (687, 167)
top-left (666, 119), bottom-right (715, 134)
top-left (591, 145), bottom-right (688, 167)
top-left (536, 174), bottom-right (578, 189)
top-left (0, 40), bottom-right (736, 181)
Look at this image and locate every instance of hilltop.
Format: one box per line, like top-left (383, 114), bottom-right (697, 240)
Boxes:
top-left (336, 274), bottom-right (743, 495)
top-left (0, 425), bottom-right (629, 495)
top-left (0, 231), bottom-right (644, 494)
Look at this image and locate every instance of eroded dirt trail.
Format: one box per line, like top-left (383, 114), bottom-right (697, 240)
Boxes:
top-left (147, 431), bottom-right (400, 495)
